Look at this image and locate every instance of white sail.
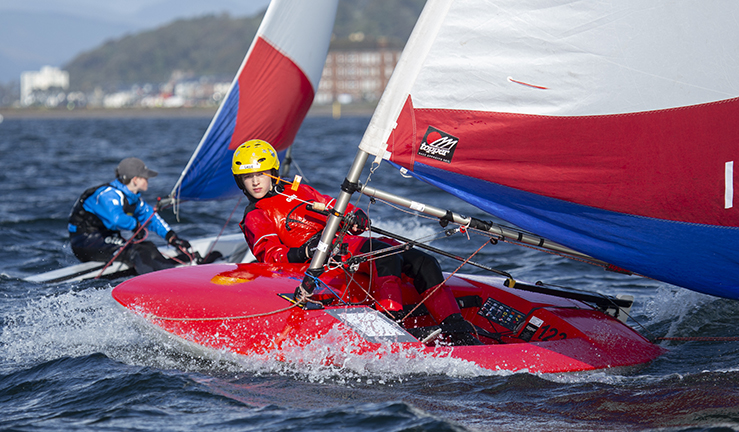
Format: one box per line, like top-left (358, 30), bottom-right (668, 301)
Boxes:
top-left (357, 0), bottom-right (739, 300)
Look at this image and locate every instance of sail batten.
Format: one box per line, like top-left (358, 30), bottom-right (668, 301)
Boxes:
top-left (365, 0), bottom-right (739, 299)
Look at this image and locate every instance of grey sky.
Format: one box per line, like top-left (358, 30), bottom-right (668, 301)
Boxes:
top-left (0, 0), bottom-right (270, 26)
top-left (0, 0), bottom-right (270, 83)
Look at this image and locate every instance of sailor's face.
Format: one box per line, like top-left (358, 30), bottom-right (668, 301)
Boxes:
top-left (242, 171), bottom-right (271, 199)
top-left (129, 176), bottom-right (149, 193)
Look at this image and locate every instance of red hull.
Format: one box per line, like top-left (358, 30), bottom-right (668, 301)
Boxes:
top-left (112, 263), bottom-right (664, 374)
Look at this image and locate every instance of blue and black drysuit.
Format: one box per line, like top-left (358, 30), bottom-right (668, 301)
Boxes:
top-left (68, 179), bottom-right (177, 274)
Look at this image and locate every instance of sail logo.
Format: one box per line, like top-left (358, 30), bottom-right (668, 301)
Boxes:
top-left (418, 126), bottom-right (458, 164)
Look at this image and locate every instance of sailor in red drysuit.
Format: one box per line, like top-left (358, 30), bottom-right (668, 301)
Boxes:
top-left (232, 140), bottom-right (480, 345)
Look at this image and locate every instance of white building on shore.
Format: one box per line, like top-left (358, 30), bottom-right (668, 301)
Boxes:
top-left (20, 66), bottom-right (69, 107)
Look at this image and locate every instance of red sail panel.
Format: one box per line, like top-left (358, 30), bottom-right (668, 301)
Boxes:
top-left (389, 96), bottom-right (739, 227)
top-left (230, 37), bottom-right (315, 152)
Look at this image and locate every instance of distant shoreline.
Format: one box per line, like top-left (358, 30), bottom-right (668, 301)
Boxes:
top-left (0, 104), bottom-right (376, 120)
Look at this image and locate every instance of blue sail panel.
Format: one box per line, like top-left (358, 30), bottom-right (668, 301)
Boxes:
top-left (177, 83), bottom-right (241, 201)
top-left (410, 162), bottom-right (739, 300)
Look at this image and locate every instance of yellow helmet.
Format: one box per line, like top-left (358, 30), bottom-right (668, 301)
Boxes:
top-left (231, 140), bottom-right (280, 175)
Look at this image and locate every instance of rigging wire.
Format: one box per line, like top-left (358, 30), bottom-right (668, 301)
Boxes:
top-left (144, 188), bottom-right (739, 343)
top-left (349, 175), bottom-right (669, 338)
top-left (399, 239), bottom-right (491, 323)
top-left (143, 300), bottom-right (305, 322)
top-left (202, 195), bottom-right (243, 262)
top-left (158, 162), bottom-right (739, 342)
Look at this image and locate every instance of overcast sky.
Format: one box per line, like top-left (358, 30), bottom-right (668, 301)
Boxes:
top-left (0, 0), bottom-right (271, 83)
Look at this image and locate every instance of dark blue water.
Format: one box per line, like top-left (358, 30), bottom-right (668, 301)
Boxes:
top-left (2, 116), bottom-right (739, 431)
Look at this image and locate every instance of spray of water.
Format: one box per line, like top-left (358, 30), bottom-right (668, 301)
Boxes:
top-left (1, 284), bottom-right (509, 383)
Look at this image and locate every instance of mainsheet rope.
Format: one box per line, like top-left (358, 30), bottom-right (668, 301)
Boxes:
top-left (94, 204), bottom-right (159, 279)
top-left (333, 162), bottom-right (493, 321)
top-left (396, 239), bottom-right (490, 323)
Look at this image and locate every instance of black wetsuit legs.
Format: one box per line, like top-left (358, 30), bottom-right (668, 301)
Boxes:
top-left (70, 231), bottom-right (174, 274)
top-left (359, 238), bottom-right (444, 294)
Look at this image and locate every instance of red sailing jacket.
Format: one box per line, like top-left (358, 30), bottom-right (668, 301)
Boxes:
top-left (241, 183), bottom-right (356, 263)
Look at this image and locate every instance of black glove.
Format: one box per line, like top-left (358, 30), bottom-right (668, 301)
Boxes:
top-left (132, 222), bottom-right (148, 241)
top-left (287, 232), bottom-right (322, 263)
top-left (348, 209), bottom-right (370, 235)
top-left (166, 231), bottom-right (191, 251)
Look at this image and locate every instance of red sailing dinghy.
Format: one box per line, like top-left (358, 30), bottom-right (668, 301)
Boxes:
top-left (113, 0), bottom-right (739, 373)
top-left (113, 263), bottom-right (663, 373)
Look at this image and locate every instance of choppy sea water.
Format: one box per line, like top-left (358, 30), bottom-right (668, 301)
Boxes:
top-left (1, 115), bottom-right (739, 432)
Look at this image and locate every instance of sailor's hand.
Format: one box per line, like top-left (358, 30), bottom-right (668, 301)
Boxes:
top-left (166, 231), bottom-right (191, 251)
top-left (349, 209), bottom-right (370, 235)
top-left (304, 232), bottom-right (322, 259)
top-left (132, 222), bottom-right (148, 241)
top-left (287, 232), bottom-right (323, 263)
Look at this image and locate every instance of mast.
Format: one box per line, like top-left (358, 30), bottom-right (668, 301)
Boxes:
top-left (300, 0), bottom-right (453, 290)
top-left (302, 149), bottom-right (370, 287)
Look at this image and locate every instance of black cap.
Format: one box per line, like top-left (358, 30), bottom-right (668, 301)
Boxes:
top-left (116, 158), bottom-right (158, 182)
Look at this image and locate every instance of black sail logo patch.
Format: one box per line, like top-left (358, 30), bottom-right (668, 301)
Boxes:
top-left (418, 126), bottom-right (459, 164)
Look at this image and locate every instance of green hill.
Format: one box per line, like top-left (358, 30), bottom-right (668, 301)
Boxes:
top-left (65, 0), bottom-right (424, 92)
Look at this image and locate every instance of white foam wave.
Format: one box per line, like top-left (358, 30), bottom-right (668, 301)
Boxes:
top-left (256, 326), bottom-right (507, 383)
top-left (135, 321), bottom-right (512, 383)
top-left (1, 285), bottom-right (141, 366)
top-left (0, 286), bottom-right (508, 381)
top-left (642, 286), bottom-right (715, 337)
top-left (9, 282), bottom-right (681, 383)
